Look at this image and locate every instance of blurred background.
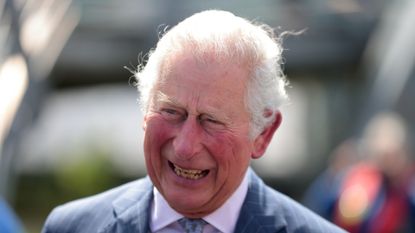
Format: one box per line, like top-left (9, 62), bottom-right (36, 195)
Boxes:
top-left (1, 0), bottom-right (415, 232)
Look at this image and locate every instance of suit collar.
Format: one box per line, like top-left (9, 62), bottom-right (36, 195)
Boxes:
top-left (100, 177), bottom-right (153, 233)
top-left (99, 169), bottom-right (288, 233)
top-left (235, 168), bottom-right (287, 233)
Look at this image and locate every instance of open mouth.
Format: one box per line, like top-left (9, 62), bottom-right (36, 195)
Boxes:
top-left (168, 161), bottom-right (209, 180)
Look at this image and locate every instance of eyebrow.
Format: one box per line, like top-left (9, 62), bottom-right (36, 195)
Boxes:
top-left (154, 91), bottom-right (183, 107)
top-left (154, 91), bottom-right (232, 122)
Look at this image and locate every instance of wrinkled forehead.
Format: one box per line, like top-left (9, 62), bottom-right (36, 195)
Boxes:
top-left (160, 51), bottom-right (248, 88)
top-left (159, 50), bottom-right (252, 85)
top-left (152, 51), bottom-right (250, 108)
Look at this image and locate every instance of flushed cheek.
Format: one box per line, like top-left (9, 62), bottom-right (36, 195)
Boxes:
top-left (208, 133), bottom-right (252, 161)
top-left (144, 116), bottom-right (176, 149)
top-left (143, 117), bottom-right (176, 180)
top-left (206, 134), bottom-right (252, 177)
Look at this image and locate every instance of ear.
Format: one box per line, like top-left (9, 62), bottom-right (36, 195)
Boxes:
top-left (251, 111), bottom-right (282, 159)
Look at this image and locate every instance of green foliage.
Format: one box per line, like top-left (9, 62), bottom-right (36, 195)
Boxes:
top-left (54, 150), bottom-right (117, 198)
top-left (14, 148), bottom-right (136, 233)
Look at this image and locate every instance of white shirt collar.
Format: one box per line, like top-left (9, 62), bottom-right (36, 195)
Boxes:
top-left (150, 188), bottom-right (182, 231)
top-left (150, 171), bottom-right (249, 233)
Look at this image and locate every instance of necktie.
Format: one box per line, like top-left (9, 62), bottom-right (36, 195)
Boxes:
top-left (178, 218), bottom-right (207, 233)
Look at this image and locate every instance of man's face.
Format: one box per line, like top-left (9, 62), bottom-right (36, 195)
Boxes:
top-left (143, 53), bottom-right (257, 217)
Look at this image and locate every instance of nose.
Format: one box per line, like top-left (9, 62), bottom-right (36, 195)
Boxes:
top-left (173, 117), bottom-right (203, 160)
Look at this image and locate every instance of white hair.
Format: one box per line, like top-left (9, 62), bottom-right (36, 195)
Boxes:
top-left (135, 10), bottom-right (288, 137)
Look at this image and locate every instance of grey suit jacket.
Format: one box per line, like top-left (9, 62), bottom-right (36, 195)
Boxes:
top-left (42, 169), bottom-right (346, 233)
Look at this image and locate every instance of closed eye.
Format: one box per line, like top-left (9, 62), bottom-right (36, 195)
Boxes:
top-left (200, 115), bottom-right (226, 130)
top-left (205, 118), bottom-right (220, 124)
top-left (160, 108), bottom-right (185, 121)
top-left (162, 108), bottom-right (178, 115)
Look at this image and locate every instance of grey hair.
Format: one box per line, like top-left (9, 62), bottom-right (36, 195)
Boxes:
top-left (135, 10), bottom-right (289, 137)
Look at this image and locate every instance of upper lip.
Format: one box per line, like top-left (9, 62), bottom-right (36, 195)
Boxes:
top-left (169, 160), bottom-right (207, 171)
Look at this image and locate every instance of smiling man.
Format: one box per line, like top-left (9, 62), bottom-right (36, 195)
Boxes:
top-left (42, 10), bottom-right (346, 233)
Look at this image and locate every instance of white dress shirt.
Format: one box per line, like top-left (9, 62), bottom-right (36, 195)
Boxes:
top-left (150, 171), bottom-right (249, 233)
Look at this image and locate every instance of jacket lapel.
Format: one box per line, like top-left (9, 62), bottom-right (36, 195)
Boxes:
top-left (234, 169), bottom-right (287, 233)
top-left (98, 170), bottom-right (288, 233)
top-left (99, 177), bottom-right (153, 233)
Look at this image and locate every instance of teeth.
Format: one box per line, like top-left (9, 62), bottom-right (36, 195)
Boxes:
top-left (173, 164), bottom-right (206, 180)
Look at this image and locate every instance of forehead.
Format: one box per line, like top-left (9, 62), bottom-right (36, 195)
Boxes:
top-left (155, 53), bottom-right (250, 114)
top-left (162, 52), bottom-right (248, 87)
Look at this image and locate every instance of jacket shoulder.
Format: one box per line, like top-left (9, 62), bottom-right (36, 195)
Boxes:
top-left (238, 170), bottom-right (346, 233)
top-left (263, 184), bottom-right (346, 233)
top-left (42, 177), bottom-right (152, 233)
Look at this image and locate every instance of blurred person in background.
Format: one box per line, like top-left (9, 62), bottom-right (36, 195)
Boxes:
top-left (41, 10), bottom-right (345, 233)
top-left (334, 111), bottom-right (415, 233)
top-left (306, 111), bottom-right (415, 233)
top-left (0, 197), bottom-right (25, 233)
top-left (303, 138), bottom-right (359, 220)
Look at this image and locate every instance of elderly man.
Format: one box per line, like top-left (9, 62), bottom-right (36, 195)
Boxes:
top-left (42, 10), bottom-right (345, 233)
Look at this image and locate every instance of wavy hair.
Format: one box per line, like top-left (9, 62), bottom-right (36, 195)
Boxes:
top-left (135, 10), bottom-right (288, 137)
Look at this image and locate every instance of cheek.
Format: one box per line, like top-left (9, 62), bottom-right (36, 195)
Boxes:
top-left (144, 117), bottom-right (175, 161)
top-left (206, 133), bottom-right (253, 167)
top-left (145, 117), bottom-right (173, 142)
top-left (143, 117), bottom-right (176, 185)
top-left (206, 134), bottom-right (253, 198)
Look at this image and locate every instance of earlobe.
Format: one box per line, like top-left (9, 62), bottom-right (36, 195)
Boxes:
top-left (252, 111), bottom-right (282, 159)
